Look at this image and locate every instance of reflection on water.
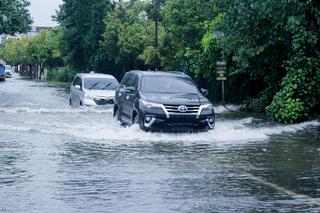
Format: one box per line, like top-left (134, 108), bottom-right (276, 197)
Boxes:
top-left (0, 77), bottom-right (319, 212)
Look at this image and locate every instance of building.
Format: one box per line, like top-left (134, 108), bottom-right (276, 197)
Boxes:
top-left (26, 26), bottom-right (53, 37)
top-left (0, 26), bottom-right (52, 44)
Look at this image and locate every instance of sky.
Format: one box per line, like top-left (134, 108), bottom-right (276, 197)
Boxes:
top-left (28, 0), bottom-right (63, 27)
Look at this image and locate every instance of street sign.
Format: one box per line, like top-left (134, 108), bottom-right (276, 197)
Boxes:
top-left (217, 67), bottom-right (226, 71)
top-left (216, 61), bottom-right (227, 81)
top-left (216, 61), bottom-right (226, 67)
top-left (216, 77), bottom-right (227, 81)
top-left (216, 61), bottom-right (227, 104)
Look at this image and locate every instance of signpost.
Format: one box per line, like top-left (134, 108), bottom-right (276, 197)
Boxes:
top-left (216, 61), bottom-right (227, 103)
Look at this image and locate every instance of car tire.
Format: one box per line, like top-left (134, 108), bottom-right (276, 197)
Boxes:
top-left (80, 101), bottom-right (83, 106)
top-left (69, 99), bottom-right (72, 106)
top-left (133, 114), bottom-right (150, 132)
top-left (114, 108), bottom-right (120, 121)
top-left (205, 124), bottom-right (215, 132)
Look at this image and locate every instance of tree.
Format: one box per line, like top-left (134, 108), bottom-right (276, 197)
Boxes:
top-left (220, 0), bottom-right (320, 122)
top-left (0, 28), bottom-right (64, 79)
top-left (55, 0), bottom-right (112, 72)
top-left (161, 0), bottom-right (218, 72)
top-left (97, 0), bottom-right (149, 78)
top-left (266, 1), bottom-right (320, 123)
top-left (0, 0), bottom-right (32, 35)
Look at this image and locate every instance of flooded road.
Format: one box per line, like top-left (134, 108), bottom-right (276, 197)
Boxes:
top-left (0, 76), bottom-right (319, 212)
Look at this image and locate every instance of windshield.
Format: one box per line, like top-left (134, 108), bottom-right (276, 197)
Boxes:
top-left (141, 76), bottom-right (200, 94)
top-left (84, 78), bottom-right (119, 90)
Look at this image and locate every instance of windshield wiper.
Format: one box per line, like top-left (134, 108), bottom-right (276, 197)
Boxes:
top-left (101, 82), bottom-right (112, 90)
top-left (89, 82), bottom-right (101, 90)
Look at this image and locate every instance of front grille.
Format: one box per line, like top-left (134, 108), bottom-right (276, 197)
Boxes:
top-left (164, 105), bottom-right (200, 114)
top-left (93, 99), bottom-right (114, 105)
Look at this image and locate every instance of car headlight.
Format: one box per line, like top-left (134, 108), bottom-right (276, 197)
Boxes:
top-left (85, 93), bottom-right (95, 100)
top-left (140, 99), bottom-right (163, 109)
top-left (201, 103), bottom-right (214, 110)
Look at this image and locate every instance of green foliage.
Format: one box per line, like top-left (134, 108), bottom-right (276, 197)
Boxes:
top-left (55, 0), bottom-right (112, 72)
top-left (0, 28), bottom-right (63, 68)
top-left (219, 0), bottom-right (320, 122)
top-left (0, 0), bottom-right (32, 35)
top-left (97, 1), bottom-right (150, 77)
top-left (161, 0), bottom-right (218, 74)
top-left (0, 36), bottom-right (31, 65)
top-left (247, 86), bottom-right (279, 112)
top-left (266, 2), bottom-right (320, 123)
top-left (47, 66), bottom-right (75, 82)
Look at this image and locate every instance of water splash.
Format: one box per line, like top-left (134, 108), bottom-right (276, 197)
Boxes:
top-left (0, 109), bottom-right (318, 145)
top-left (0, 106), bottom-right (113, 114)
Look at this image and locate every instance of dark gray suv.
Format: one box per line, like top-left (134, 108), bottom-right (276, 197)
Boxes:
top-left (113, 71), bottom-right (215, 132)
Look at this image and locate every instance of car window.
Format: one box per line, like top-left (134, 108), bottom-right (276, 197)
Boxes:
top-left (73, 76), bottom-right (82, 89)
top-left (141, 76), bottom-right (199, 94)
top-left (78, 77), bottom-right (83, 89)
top-left (84, 78), bottom-right (119, 90)
top-left (72, 76), bottom-right (78, 86)
top-left (120, 73), bottom-right (130, 86)
top-left (125, 74), bottom-right (138, 88)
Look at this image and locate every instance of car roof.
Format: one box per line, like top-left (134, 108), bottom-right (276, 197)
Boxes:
top-left (128, 70), bottom-right (189, 77)
top-left (77, 73), bottom-right (116, 79)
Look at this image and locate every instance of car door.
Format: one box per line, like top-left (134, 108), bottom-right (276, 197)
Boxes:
top-left (70, 76), bottom-right (78, 105)
top-left (122, 74), bottom-right (138, 121)
top-left (116, 73), bottom-right (130, 118)
top-left (72, 76), bottom-right (83, 106)
top-left (77, 76), bottom-right (84, 105)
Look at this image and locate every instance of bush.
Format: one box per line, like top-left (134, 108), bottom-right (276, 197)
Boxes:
top-left (267, 92), bottom-right (307, 123)
top-left (47, 66), bottom-right (76, 82)
top-left (266, 57), bottom-right (316, 123)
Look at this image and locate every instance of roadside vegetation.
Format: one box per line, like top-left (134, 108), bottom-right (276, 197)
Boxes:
top-left (0, 0), bottom-right (32, 35)
top-left (0, 0), bottom-right (319, 123)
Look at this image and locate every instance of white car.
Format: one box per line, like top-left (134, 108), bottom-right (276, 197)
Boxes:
top-left (70, 73), bottom-right (119, 107)
top-left (4, 66), bottom-right (13, 78)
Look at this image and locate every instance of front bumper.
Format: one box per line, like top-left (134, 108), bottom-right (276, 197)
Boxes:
top-left (139, 105), bottom-right (215, 130)
top-left (84, 98), bottom-right (114, 106)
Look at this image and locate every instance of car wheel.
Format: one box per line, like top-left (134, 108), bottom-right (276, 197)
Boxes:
top-left (114, 108), bottom-right (120, 121)
top-left (80, 101), bottom-right (83, 106)
top-left (133, 114), bottom-right (150, 132)
top-left (205, 123), bottom-right (215, 131)
top-left (69, 99), bottom-right (72, 106)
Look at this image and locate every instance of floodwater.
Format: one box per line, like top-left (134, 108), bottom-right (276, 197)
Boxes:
top-left (0, 76), bottom-right (319, 212)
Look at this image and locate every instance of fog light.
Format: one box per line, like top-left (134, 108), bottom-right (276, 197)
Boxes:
top-left (145, 116), bottom-right (152, 122)
top-left (209, 118), bottom-right (214, 123)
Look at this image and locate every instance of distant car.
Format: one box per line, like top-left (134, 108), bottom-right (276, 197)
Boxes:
top-left (70, 73), bottom-right (119, 107)
top-left (113, 70), bottom-right (215, 132)
top-left (0, 66), bottom-right (5, 81)
top-left (4, 66), bottom-right (13, 78)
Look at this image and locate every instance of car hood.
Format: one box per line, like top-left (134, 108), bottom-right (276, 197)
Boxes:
top-left (85, 89), bottom-right (115, 98)
top-left (140, 92), bottom-right (209, 105)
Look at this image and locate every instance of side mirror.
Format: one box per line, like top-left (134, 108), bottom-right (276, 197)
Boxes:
top-left (125, 86), bottom-right (136, 93)
top-left (75, 85), bottom-right (81, 90)
top-left (201, 88), bottom-right (209, 96)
